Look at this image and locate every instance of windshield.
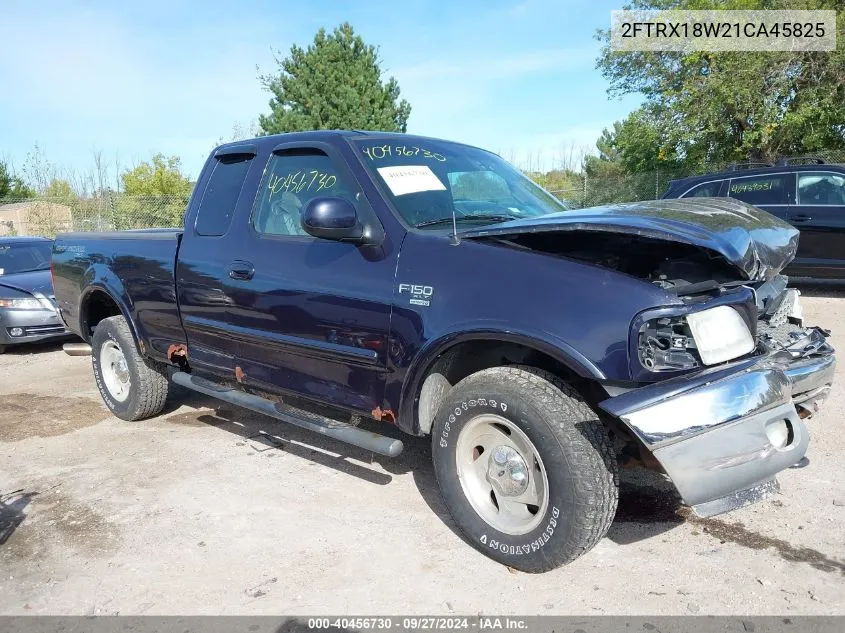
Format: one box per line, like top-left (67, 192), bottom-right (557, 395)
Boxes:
top-left (352, 138), bottom-right (568, 229)
top-left (0, 242), bottom-right (53, 275)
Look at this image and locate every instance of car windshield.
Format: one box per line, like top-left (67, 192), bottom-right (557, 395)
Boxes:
top-left (352, 138), bottom-right (568, 229)
top-left (0, 242), bottom-right (53, 275)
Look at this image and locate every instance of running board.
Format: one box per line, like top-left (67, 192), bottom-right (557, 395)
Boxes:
top-left (170, 372), bottom-right (403, 457)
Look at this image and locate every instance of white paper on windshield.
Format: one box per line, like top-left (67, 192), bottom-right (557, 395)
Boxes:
top-left (377, 165), bottom-right (446, 196)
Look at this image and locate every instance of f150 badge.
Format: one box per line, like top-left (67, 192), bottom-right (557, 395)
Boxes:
top-left (399, 283), bottom-right (434, 307)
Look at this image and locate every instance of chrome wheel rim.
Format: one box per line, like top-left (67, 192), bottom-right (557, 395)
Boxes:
top-left (100, 340), bottom-right (131, 403)
top-left (455, 414), bottom-right (549, 535)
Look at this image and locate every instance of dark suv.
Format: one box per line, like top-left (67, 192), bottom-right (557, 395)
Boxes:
top-left (663, 158), bottom-right (845, 280)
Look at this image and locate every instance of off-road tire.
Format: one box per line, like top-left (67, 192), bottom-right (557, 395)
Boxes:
top-left (92, 315), bottom-right (169, 421)
top-left (431, 366), bottom-right (618, 573)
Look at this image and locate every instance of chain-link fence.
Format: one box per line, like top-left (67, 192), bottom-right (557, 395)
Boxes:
top-left (544, 150), bottom-right (845, 209)
top-left (2, 150), bottom-right (844, 237)
top-left (0, 192), bottom-right (188, 237)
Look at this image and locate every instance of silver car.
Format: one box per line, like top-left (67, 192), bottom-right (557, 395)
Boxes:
top-left (0, 237), bottom-right (68, 354)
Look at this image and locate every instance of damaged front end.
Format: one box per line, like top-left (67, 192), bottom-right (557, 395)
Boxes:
top-left (601, 276), bottom-right (834, 517)
top-left (463, 197), bottom-right (834, 517)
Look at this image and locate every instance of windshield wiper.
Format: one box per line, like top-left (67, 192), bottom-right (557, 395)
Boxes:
top-left (415, 214), bottom-right (518, 228)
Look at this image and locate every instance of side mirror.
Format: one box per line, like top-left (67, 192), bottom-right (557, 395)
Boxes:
top-left (301, 197), bottom-right (364, 242)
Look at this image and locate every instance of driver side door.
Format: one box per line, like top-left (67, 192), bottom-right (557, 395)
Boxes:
top-left (221, 143), bottom-right (398, 415)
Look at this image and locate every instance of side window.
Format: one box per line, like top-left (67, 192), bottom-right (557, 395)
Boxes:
top-left (253, 150), bottom-right (355, 237)
top-left (797, 173), bottom-right (845, 206)
top-left (195, 155), bottom-right (253, 236)
top-left (727, 175), bottom-right (788, 206)
top-left (682, 181), bottom-right (723, 198)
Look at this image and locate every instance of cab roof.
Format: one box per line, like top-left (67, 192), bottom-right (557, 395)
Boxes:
top-left (214, 130), bottom-right (488, 155)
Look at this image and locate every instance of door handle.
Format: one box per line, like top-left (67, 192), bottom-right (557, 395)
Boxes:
top-left (791, 214), bottom-right (812, 222)
top-left (227, 260), bottom-right (255, 281)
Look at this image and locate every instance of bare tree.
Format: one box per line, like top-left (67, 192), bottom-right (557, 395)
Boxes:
top-left (215, 120), bottom-right (262, 147)
top-left (114, 152), bottom-right (122, 193)
top-left (554, 141), bottom-right (590, 173)
top-left (21, 144), bottom-right (56, 194)
top-left (91, 149), bottom-right (107, 196)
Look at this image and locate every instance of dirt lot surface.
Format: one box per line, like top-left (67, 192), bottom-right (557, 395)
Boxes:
top-left (1, 289), bottom-right (844, 616)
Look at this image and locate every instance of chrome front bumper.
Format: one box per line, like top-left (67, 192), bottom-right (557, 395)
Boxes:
top-left (601, 328), bottom-right (835, 517)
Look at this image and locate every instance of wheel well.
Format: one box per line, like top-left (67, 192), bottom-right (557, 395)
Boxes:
top-left (416, 340), bottom-right (599, 435)
top-left (82, 290), bottom-right (122, 339)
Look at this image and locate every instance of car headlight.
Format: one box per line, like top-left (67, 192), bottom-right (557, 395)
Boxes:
top-left (638, 305), bottom-right (755, 372)
top-left (0, 297), bottom-right (44, 310)
top-left (686, 305), bottom-right (755, 365)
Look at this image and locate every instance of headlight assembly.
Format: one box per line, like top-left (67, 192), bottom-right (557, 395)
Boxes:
top-left (638, 315), bottom-right (699, 371)
top-left (0, 297), bottom-right (44, 310)
top-left (638, 305), bottom-right (755, 372)
top-left (686, 305), bottom-right (755, 365)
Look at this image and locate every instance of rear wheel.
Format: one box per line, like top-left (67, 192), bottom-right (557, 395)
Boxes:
top-left (92, 315), bottom-right (169, 421)
top-left (431, 366), bottom-right (618, 573)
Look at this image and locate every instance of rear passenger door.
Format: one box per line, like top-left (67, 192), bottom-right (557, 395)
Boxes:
top-left (788, 171), bottom-right (845, 278)
top-left (176, 145), bottom-right (257, 371)
top-left (725, 172), bottom-right (793, 221)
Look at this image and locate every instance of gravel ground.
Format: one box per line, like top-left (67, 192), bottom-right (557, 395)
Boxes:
top-left (0, 288), bottom-right (843, 616)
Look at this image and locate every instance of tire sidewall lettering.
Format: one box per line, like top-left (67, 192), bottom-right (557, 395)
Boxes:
top-left (435, 393), bottom-right (562, 559)
top-left (438, 397), bottom-right (510, 449)
top-left (476, 505), bottom-right (561, 557)
top-left (93, 354), bottom-right (119, 412)
top-left (93, 323), bottom-right (133, 416)
top-left (430, 369), bottom-right (617, 571)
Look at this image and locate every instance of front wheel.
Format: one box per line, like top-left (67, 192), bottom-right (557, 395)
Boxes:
top-left (431, 366), bottom-right (618, 573)
top-left (91, 315), bottom-right (169, 421)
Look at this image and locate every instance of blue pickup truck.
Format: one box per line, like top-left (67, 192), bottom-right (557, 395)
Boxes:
top-left (52, 131), bottom-right (836, 572)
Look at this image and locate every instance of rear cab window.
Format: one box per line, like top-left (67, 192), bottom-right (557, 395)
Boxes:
top-left (194, 153), bottom-right (254, 236)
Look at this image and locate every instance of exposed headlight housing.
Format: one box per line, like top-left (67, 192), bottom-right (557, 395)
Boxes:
top-left (0, 298), bottom-right (44, 310)
top-left (638, 315), bottom-right (699, 372)
top-left (686, 305), bottom-right (755, 365)
top-left (638, 305), bottom-right (755, 372)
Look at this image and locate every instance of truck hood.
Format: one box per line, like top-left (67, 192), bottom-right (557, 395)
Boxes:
top-left (461, 198), bottom-right (799, 281)
top-left (0, 269), bottom-right (54, 298)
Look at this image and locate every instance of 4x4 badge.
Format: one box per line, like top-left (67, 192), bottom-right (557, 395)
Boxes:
top-left (398, 283), bottom-right (434, 307)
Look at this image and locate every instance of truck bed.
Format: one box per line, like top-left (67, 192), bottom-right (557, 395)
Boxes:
top-left (52, 229), bottom-right (186, 363)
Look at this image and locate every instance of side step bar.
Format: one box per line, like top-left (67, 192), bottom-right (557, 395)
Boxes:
top-left (171, 371), bottom-right (404, 457)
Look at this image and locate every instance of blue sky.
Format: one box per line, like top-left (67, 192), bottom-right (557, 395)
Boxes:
top-left (0, 0), bottom-right (641, 183)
